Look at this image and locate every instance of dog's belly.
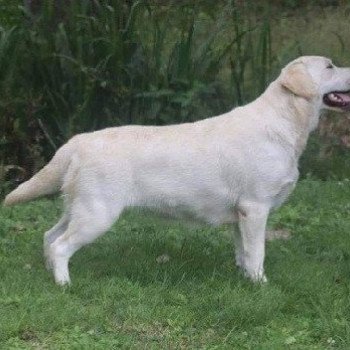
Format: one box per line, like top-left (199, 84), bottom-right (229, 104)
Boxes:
top-left (135, 187), bottom-right (238, 225)
top-left (153, 202), bottom-right (238, 225)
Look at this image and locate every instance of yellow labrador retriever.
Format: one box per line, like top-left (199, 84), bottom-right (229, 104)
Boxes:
top-left (4, 56), bottom-right (350, 285)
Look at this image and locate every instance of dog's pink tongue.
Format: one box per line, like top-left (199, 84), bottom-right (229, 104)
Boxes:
top-left (337, 92), bottom-right (350, 102)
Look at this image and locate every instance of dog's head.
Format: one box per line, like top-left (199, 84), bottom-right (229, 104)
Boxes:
top-left (280, 56), bottom-right (350, 112)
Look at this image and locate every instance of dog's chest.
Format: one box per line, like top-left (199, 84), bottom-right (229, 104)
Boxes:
top-left (271, 178), bottom-right (297, 208)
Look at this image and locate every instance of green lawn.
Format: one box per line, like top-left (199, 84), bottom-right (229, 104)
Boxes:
top-left (1, 180), bottom-right (350, 349)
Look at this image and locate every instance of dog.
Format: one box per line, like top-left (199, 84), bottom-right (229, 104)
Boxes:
top-left (4, 56), bottom-right (350, 285)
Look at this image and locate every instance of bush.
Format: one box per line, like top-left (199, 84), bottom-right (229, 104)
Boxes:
top-left (1, 1), bottom-right (275, 185)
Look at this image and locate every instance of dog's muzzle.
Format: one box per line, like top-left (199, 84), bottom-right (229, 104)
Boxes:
top-left (323, 91), bottom-right (350, 110)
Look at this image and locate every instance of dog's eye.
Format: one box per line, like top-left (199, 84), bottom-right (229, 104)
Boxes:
top-left (326, 63), bottom-right (334, 69)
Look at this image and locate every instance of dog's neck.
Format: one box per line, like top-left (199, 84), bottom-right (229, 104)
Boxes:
top-left (259, 81), bottom-right (322, 157)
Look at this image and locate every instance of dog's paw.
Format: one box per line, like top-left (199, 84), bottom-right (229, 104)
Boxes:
top-left (244, 269), bottom-right (267, 284)
top-left (55, 275), bottom-right (71, 287)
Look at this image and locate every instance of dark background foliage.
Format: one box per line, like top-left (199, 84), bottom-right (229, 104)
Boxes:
top-left (1, 0), bottom-right (350, 196)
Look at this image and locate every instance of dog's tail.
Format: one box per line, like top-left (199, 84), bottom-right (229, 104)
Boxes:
top-left (3, 140), bottom-right (74, 207)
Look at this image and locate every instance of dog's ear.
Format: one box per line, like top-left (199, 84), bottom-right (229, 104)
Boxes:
top-left (279, 62), bottom-right (317, 100)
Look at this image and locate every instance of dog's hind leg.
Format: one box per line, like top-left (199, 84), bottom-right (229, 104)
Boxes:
top-left (237, 202), bottom-right (269, 283)
top-left (43, 213), bottom-right (70, 270)
top-left (48, 199), bottom-right (123, 285)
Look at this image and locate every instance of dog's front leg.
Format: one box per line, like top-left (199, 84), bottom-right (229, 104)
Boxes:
top-left (237, 202), bottom-right (269, 283)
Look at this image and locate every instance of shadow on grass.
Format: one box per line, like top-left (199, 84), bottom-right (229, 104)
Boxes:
top-left (72, 212), bottom-right (238, 287)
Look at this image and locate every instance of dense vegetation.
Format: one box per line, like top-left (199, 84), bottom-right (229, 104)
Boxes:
top-left (1, 0), bottom-right (350, 195)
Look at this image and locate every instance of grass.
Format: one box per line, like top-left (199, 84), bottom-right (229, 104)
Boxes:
top-left (1, 179), bottom-right (350, 348)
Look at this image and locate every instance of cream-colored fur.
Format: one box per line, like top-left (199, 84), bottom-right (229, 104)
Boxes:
top-left (4, 56), bottom-right (350, 285)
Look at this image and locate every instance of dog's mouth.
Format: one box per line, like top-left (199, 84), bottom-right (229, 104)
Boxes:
top-left (323, 91), bottom-right (350, 110)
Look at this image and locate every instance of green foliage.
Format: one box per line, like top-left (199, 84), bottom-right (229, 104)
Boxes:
top-left (0, 1), bottom-right (275, 180)
top-left (1, 180), bottom-right (350, 348)
top-left (0, 1), bottom-right (22, 28)
top-left (1, 1), bottom-right (350, 184)
top-left (300, 134), bottom-right (350, 180)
